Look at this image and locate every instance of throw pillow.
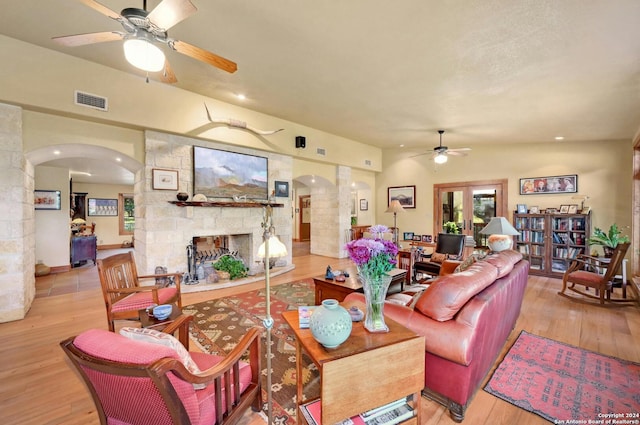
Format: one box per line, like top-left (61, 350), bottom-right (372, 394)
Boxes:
top-left (430, 252), bottom-right (447, 264)
top-left (120, 327), bottom-right (205, 388)
top-left (454, 255), bottom-right (478, 273)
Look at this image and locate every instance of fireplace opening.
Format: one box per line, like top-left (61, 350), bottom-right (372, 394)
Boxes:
top-left (185, 234), bottom-right (252, 284)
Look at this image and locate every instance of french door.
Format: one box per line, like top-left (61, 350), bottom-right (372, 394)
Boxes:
top-left (434, 179), bottom-right (508, 246)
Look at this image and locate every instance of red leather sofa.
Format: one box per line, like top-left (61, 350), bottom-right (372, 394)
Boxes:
top-left (345, 250), bottom-right (529, 422)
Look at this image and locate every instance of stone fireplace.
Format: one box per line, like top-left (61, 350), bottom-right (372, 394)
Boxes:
top-left (134, 131), bottom-right (293, 284)
top-left (187, 234), bottom-right (252, 281)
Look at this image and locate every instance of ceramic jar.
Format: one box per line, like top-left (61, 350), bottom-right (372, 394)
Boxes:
top-left (310, 299), bottom-right (352, 348)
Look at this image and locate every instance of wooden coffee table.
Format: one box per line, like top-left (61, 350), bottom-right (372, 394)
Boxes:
top-left (313, 268), bottom-right (407, 304)
top-left (282, 302), bottom-right (424, 424)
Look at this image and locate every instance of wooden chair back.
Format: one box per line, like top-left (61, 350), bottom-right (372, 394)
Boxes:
top-left (97, 251), bottom-right (141, 307)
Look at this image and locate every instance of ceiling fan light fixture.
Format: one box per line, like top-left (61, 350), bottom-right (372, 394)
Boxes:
top-left (123, 38), bottom-right (165, 72)
top-left (434, 153), bottom-right (448, 164)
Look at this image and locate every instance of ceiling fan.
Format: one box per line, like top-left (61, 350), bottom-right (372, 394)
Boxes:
top-left (52, 0), bottom-right (237, 83)
top-left (411, 130), bottom-right (471, 164)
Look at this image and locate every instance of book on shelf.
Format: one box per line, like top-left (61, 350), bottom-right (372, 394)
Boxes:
top-left (298, 306), bottom-right (317, 329)
top-left (300, 398), bottom-right (414, 425)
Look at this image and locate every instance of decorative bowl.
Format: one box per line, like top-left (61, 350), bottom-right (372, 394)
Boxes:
top-left (153, 304), bottom-right (172, 320)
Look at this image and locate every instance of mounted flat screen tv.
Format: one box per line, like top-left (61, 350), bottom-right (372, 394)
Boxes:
top-left (193, 146), bottom-right (268, 200)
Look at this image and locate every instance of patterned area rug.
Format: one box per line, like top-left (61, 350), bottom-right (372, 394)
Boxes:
top-left (484, 330), bottom-right (640, 423)
top-left (183, 280), bottom-right (319, 424)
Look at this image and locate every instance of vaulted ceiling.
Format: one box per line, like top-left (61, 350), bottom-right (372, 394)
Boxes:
top-left (1, 0), bottom-right (639, 154)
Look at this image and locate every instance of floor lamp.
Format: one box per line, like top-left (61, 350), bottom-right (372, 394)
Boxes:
top-left (385, 200), bottom-right (405, 246)
top-left (257, 205), bottom-right (288, 424)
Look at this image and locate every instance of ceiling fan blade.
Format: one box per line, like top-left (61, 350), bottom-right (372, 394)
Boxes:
top-left (52, 31), bottom-right (124, 47)
top-left (447, 151), bottom-right (468, 157)
top-left (148, 0), bottom-right (197, 30)
top-left (159, 59), bottom-right (178, 83)
top-left (409, 152), bottom-right (431, 158)
top-left (171, 40), bottom-right (237, 73)
top-left (448, 147), bottom-right (472, 152)
top-left (78, 0), bottom-right (122, 20)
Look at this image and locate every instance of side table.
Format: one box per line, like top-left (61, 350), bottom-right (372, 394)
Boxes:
top-left (138, 304), bottom-right (190, 349)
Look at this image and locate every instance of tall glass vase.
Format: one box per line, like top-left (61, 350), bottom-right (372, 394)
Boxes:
top-left (358, 271), bottom-right (392, 333)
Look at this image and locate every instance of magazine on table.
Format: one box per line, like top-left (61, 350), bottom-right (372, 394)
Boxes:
top-left (298, 306), bottom-right (317, 329)
top-left (300, 397), bottom-right (414, 425)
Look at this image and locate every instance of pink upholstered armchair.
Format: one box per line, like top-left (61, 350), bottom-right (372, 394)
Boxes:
top-left (60, 317), bottom-right (262, 425)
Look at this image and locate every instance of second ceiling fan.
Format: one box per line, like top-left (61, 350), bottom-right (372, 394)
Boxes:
top-left (52, 0), bottom-right (237, 83)
top-left (411, 130), bottom-right (471, 164)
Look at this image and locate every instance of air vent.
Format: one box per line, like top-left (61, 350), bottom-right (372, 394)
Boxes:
top-left (74, 90), bottom-right (108, 111)
top-left (364, 159), bottom-right (372, 166)
top-left (316, 147), bottom-right (326, 156)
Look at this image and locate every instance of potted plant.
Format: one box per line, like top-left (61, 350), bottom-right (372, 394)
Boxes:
top-left (443, 221), bottom-right (460, 234)
top-left (588, 223), bottom-right (629, 257)
top-left (213, 255), bottom-right (248, 280)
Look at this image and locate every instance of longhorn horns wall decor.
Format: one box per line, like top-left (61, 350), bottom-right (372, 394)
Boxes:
top-left (204, 103), bottom-right (284, 136)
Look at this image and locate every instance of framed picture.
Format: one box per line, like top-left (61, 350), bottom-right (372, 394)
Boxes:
top-left (529, 206), bottom-right (539, 214)
top-left (422, 234), bottom-right (433, 243)
top-left (359, 199), bottom-right (368, 211)
top-left (34, 190), bottom-right (61, 210)
top-left (568, 204), bottom-right (579, 214)
top-left (152, 168), bottom-right (179, 190)
top-left (274, 181), bottom-right (289, 198)
top-left (403, 232), bottom-right (414, 241)
top-left (559, 205), bottom-right (570, 214)
top-left (546, 208), bottom-right (558, 214)
top-left (388, 185), bottom-right (416, 208)
top-left (193, 146), bottom-right (268, 200)
top-left (516, 204), bottom-right (528, 214)
top-left (412, 235), bottom-right (422, 241)
top-left (519, 174), bottom-right (578, 195)
top-left (88, 198), bottom-right (118, 216)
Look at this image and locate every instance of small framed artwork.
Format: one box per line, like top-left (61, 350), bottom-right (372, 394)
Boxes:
top-left (516, 204), bottom-right (528, 214)
top-left (568, 204), bottom-right (579, 214)
top-left (559, 205), bottom-right (570, 214)
top-left (88, 198), bottom-right (118, 216)
top-left (388, 185), bottom-right (416, 209)
top-left (403, 232), bottom-right (414, 241)
top-left (412, 235), bottom-right (422, 241)
top-left (152, 168), bottom-right (179, 190)
top-left (546, 208), bottom-right (558, 214)
top-left (34, 190), bottom-right (61, 210)
top-left (529, 206), bottom-right (539, 214)
top-left (422, 234), bottom-right (433, 243)
top-left (359, 199), bottom-right (368, 211)
top-left (275, 181), bottom-right (289, 198)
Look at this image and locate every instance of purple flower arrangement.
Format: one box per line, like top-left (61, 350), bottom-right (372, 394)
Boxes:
top-left (345, 225), bottom-right (398, 279)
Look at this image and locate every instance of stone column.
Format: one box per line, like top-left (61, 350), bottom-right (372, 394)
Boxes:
top-left (0, 103), bottom-right (35, 322)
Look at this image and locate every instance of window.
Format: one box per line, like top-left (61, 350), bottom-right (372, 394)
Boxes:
top-left (119, 193), bottom-right (134, 235)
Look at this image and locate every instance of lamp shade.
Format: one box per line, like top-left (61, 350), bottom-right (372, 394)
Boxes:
top-left (257, 235), bottom-right (288, 259)
top-left (385, 200), bottom-right (405, 214)
top-left (434, 153), bottom-right (448, 164)
top-left (479, 217), bottom-right (519, 252)
top-left (123, 39), bottom-right (165, 72)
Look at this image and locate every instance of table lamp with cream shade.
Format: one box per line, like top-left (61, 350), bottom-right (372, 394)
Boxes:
top-left (256, 205), bottom-right (288, 424)
top-left (479, 217), bottom-right (520, 252)
top-left (385, 200), bottom-right (405, 246)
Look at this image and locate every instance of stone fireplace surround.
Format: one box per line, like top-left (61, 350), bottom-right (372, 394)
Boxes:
top-left (135, 131), bottom-right (294, 285)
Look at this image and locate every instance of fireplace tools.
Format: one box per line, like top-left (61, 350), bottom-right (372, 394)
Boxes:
top-left (185, 240), bottom-right (241, 284)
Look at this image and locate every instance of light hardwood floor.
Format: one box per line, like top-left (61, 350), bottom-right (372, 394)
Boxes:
top-left (1, 253), bottom-right (638, 425)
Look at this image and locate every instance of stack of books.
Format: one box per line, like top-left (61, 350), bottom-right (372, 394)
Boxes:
top-left (300, 397), bottom-right (414, 425)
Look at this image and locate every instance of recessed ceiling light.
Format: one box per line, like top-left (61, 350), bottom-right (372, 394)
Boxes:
top-left (399, 144), bottom-right (405, 147)
top-left (115, 157), bottom-right (122, 162)
top-left (555, 136), bottom-right (564, 141)
top-left (236, 94), bottom-right (246, 100)
top-left (53, 150), bottom-right (61, 155)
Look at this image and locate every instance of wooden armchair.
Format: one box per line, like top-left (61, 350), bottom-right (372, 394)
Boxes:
top-left (60, 316), bottom-right (262, 425)
top-left (558, 242), bottom-right (633, 306)
top-left (97, 251), bottom-right (182, 331)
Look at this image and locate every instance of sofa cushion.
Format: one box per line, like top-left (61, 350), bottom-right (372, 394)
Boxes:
top-left (415, 261), bottom-right (499, 321)
top-left (454, 255), bottom-right (478, 273)
top-left (430, 252), bottom-right (447, 263)
top-left (484, 250), bottom-right (523, 278)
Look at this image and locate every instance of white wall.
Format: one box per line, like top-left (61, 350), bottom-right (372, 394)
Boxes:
top-left (34, 166), bottom-right (70, 268)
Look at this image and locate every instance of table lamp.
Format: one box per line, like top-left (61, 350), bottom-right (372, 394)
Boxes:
top-left (479, 217), bottom-right (520, 252)
top-left (257, 205), bottom-right (288, 425)
top-left (385, 200), bottom-right (405, 246)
